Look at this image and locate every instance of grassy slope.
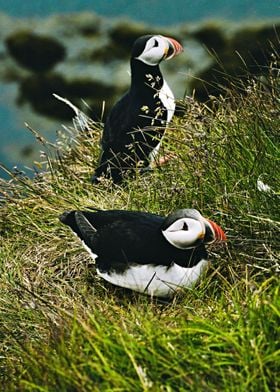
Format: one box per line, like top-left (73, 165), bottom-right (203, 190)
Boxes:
top-left (0, 67), bottom-right (279, 391)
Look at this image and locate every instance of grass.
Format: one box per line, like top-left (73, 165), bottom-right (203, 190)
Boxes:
top-left (0, 60), bottom-right (279, 391)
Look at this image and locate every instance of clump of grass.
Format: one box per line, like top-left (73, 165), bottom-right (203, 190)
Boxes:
top-left (0, 59), bottom-right (279, 391)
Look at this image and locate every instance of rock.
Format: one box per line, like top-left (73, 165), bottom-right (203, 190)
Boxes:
top-left (18, 73), bottom-right (123, 119)
top-left (109, 20), bottom-right (157, 49)
top-left (18, 73), bottom-right (73, 119)
top-left (190, 21), bottom-right (228, 51)
top-left (5, 30), bottom-right (66, 73)
top-left (1, 13), bottom-right (279, 118)
top-left (21, 144), bottom-right (34, 157)
top-left (89, 41), bottom-right (130, 62)
top-left (40, 12), bottom-right (101, 38)
top-left (189, 21), bottom-right (280, 101)
top-left (228, 23), bottom-right (279, 72)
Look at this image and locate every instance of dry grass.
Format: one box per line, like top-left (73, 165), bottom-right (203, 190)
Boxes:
top-left (0, 61), bottom-right (279, 391)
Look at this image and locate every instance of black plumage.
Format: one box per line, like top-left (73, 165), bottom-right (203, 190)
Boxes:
top-left (92, 35), bottom-right (183, 184)
top-left (60, 208), bottom-right (226, 297)
top-left (60, 209), bottom-right (206, 272)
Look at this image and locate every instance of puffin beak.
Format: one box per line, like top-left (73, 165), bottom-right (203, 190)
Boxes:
top-left (204, 219), bottom-right (227, 244)
top-left (163, 36), bottom-right (183, 60)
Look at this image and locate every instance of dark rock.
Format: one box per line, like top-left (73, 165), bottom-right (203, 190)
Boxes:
top-left (18, 73), bottom-right (122, 120)
top-left (191, 21), bottom-right (227, 51)
top-left (2, 14), bottom-right (279, 121)
top-left (189, 22), bottom-right (280, 101)
top-left (109, 20), bottom-right (157, 49)
top-left (46, 13), bottom-right (101, 38)
top-left (18, 73), bottom-right (74, 119)
top-left (228, 23), bottom-right (279, 72)
top-left (5, 30), bottom-right (66, 73)
top-left (90, 42), bottom-right (130, 62)
top-left (66, 78), bottom-right (116, 99)
top-left (21, 144), bottom-right (34, 157)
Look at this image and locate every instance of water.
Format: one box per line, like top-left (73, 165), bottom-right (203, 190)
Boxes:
top-left (0, 0), bottom-right (279, 24)
top-left (0, 83), bottom-right (61, 177)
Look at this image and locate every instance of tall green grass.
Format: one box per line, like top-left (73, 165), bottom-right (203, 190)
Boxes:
top-left (0, 63), bottom-right (279, 391)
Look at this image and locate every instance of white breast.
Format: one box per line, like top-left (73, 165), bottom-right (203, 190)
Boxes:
top-left (159, 79), bottom-right (175, 124)
top-left (97, 259), bottom-right (209, 298)
top-left (148, 80), bottom-right (175, 163)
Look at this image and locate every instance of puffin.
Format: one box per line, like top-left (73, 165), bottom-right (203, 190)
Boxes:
top-left (92, 34), bottom-right (183, 184)
top-left (60, 208), bottom-right (226, 297)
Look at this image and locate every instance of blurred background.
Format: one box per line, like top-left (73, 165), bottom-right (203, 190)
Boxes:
top-left (0, 0), bottom-right (279, 177)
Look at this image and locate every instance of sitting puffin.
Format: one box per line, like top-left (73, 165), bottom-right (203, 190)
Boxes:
top-left (60, 208), bottom-right (226, 297)
top-left (92, 34), bottom-right (183, 184)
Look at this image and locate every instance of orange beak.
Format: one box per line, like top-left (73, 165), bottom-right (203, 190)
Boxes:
top-left (164, 36), bottom-right (183, 60)
top-left (207, 219), bottom-right (227, 242)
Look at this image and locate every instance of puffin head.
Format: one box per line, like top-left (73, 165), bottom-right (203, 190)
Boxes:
top-left (131, 34), bottom-right (183, 66)
top-left (161, 209), bottom-right (226, 250)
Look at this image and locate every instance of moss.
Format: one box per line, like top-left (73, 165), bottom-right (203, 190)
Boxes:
top-left (5, 30), bottom-right (66, 73)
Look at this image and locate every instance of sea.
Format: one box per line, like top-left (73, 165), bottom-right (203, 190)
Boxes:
top-left (0, 0), bottom-right (279, 177)
top-left (0, 0), bottom-right (279, 25)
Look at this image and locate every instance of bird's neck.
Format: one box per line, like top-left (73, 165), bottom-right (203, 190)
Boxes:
top-left (130, 59), bottom-right (164, 94)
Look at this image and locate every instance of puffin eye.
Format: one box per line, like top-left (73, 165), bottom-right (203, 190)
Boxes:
top-left (153, 40), bottom-right (159, 47)
top-left (182, 222), bottom-right (188, 231)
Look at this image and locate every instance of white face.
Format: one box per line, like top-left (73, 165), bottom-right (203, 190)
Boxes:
top-left (162, 217), bottom-right (205, 250)
top-left (135, 35), bottom-right (172, 66)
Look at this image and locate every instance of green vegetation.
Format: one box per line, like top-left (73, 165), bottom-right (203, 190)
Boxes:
top-left (0, 62), bottom-right (279, 391)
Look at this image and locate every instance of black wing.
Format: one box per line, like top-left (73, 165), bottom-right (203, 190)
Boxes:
top-left (101, 93), bottom-right (135, 150)
top-left (59, 210), bottom-right (97, 249)
top-left (92, 94), bottom-right (137, 182)
top-left (60, 209), bottom-right (208, 271)
top-left (102, 90), bottom-right (168, 152)
top-left (92, 90), bottom-right (168, 182)
top-left (60, 209), bottom-right (165, 272)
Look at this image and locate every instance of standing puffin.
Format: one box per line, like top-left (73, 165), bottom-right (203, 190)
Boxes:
top-left (92, 34), bottom-right (183, 184)
top-left (60, 208), bottom-right (226, 297)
